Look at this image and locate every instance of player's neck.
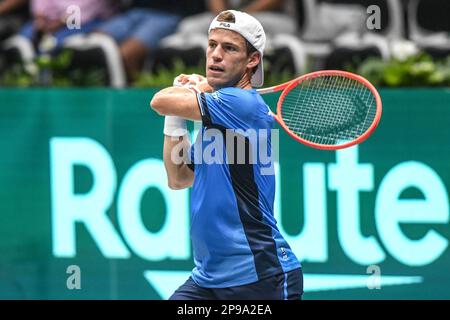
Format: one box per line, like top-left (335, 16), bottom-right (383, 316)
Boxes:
top-left (235, 72), bottom-right (252, 90)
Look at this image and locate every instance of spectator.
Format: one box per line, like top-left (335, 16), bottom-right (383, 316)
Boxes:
top-left (0, 0), bottom-right (29, 42)
top-left (18, 0), bottom-right (114, 53)
top-left (95, 0), bottom-right (206, 82)
top-left (175, 0), bottom-right (298, 37)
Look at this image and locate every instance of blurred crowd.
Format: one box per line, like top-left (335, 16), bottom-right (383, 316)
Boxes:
top-left (0, 0), bottom-right (449, 87)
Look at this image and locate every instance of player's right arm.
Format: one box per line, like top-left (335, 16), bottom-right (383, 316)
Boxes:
top-left (150, 75), bottom-right (208, 190)
top-left (163, 133), bottom-right (194, 190)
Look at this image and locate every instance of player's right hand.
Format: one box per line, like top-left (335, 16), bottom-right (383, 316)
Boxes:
top-left (174, 74), bottom-right (205, 87)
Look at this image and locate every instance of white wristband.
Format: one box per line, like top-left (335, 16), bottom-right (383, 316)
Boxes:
top-left (164, 115), bottom-right (187, 137)
top-left (163, 77), bottom-right (188, 137)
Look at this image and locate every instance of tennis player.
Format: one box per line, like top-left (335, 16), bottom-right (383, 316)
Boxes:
top-left (150, 10), bottom-right (303, 300)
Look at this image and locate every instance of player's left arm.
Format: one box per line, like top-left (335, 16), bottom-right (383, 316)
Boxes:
top-left (150, 76), bottom-right (212, 120)
top-left (150, 87), bottom-right (201, 120)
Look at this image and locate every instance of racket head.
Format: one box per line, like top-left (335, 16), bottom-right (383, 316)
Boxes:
top-left (274, 70), bottom-right (382, 150)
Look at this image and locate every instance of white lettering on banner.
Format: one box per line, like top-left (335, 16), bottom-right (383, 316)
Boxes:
top-left (117, 159), bottom-right (190, 260)
top-left (50, 137), bottom-right (129, 258)
top-left (50, 137), bottom-right (189, 260)
top-left (274, 162), bottom-right (328, 262)
top-left (275, 145), bottom-right (448, 267)
top-left (328, 147), bottom-right (386, 265)
top-left (50, 138), bottom-right (449, 267)
top-left (375, 162), bottom-right (449, 266)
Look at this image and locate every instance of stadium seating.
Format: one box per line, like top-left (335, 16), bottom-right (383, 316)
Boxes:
top-left (302, 0), bottom-right (402, 70)
top-left (1, 35), bottom-right (35, 74)
top-left (63, 33), bottom-right (126, 88)
top-left (308, 0), bottom-right (404, 39)
top-left (0, 0), bottom-right (448, 86)
top-left (407, 0), bottom-right (450, 58)
top-left (153, 0), bottom-right (304, 76)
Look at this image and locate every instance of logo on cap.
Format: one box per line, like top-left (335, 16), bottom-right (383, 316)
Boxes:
top-left (219, 22), bottom-right (231, 28)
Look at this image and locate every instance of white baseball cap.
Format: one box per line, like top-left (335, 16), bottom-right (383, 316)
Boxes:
top-left (208, 10), bottom-right (266, 87)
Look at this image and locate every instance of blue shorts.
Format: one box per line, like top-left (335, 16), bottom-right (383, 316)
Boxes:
top-left (169, 268), bottom-right (303, 300)
top-left (97, 8), bottom-right (181, 49)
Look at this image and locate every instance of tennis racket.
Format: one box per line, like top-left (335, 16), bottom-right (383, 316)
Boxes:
top-left (257, 70), bottom-right (382, 150)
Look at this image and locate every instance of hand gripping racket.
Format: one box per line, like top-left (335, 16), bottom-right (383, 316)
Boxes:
top-left (257, 70), bottom-right (382, 150)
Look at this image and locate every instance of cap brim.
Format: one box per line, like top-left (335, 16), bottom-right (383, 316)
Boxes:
top-left (251, 59), bottom-right (264, 87)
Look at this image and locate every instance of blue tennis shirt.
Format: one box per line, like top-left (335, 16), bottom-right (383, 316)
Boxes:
top-left (188, 87), bottom-right (301, 288)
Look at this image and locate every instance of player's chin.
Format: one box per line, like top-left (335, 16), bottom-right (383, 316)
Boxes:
top-left (206, 75), bottom-right (226, 89)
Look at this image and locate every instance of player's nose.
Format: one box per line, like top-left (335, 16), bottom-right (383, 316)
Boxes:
top-left (211, 45), bottom-right (223, 61)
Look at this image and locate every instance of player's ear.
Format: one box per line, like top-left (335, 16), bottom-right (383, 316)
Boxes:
top-left (247, 51), bottom-right (261, 69)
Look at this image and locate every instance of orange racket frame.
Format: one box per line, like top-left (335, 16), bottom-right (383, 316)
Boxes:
top-left (257, 70), bottom-right (382, 150)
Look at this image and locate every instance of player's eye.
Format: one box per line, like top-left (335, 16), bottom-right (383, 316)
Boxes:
top-left (225, 45), bottom-right (237, 52)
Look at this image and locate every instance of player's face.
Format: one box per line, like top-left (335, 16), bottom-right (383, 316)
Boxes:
top-left (206, 29), bottom-right (253, 89)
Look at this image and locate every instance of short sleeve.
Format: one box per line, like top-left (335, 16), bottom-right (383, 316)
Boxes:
top-left (196, 88), bottom-right (257, 130)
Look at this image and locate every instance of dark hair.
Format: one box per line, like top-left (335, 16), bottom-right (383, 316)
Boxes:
top-left (245, 41), bottom-right (259, 75)
top-left (216, 11), bottom-right (236, 23)
top-left (216, 11), bottom-right (259, 74)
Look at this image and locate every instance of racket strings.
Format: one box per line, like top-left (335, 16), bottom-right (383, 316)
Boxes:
top-left (280, 75), bottom-right (377, 146)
